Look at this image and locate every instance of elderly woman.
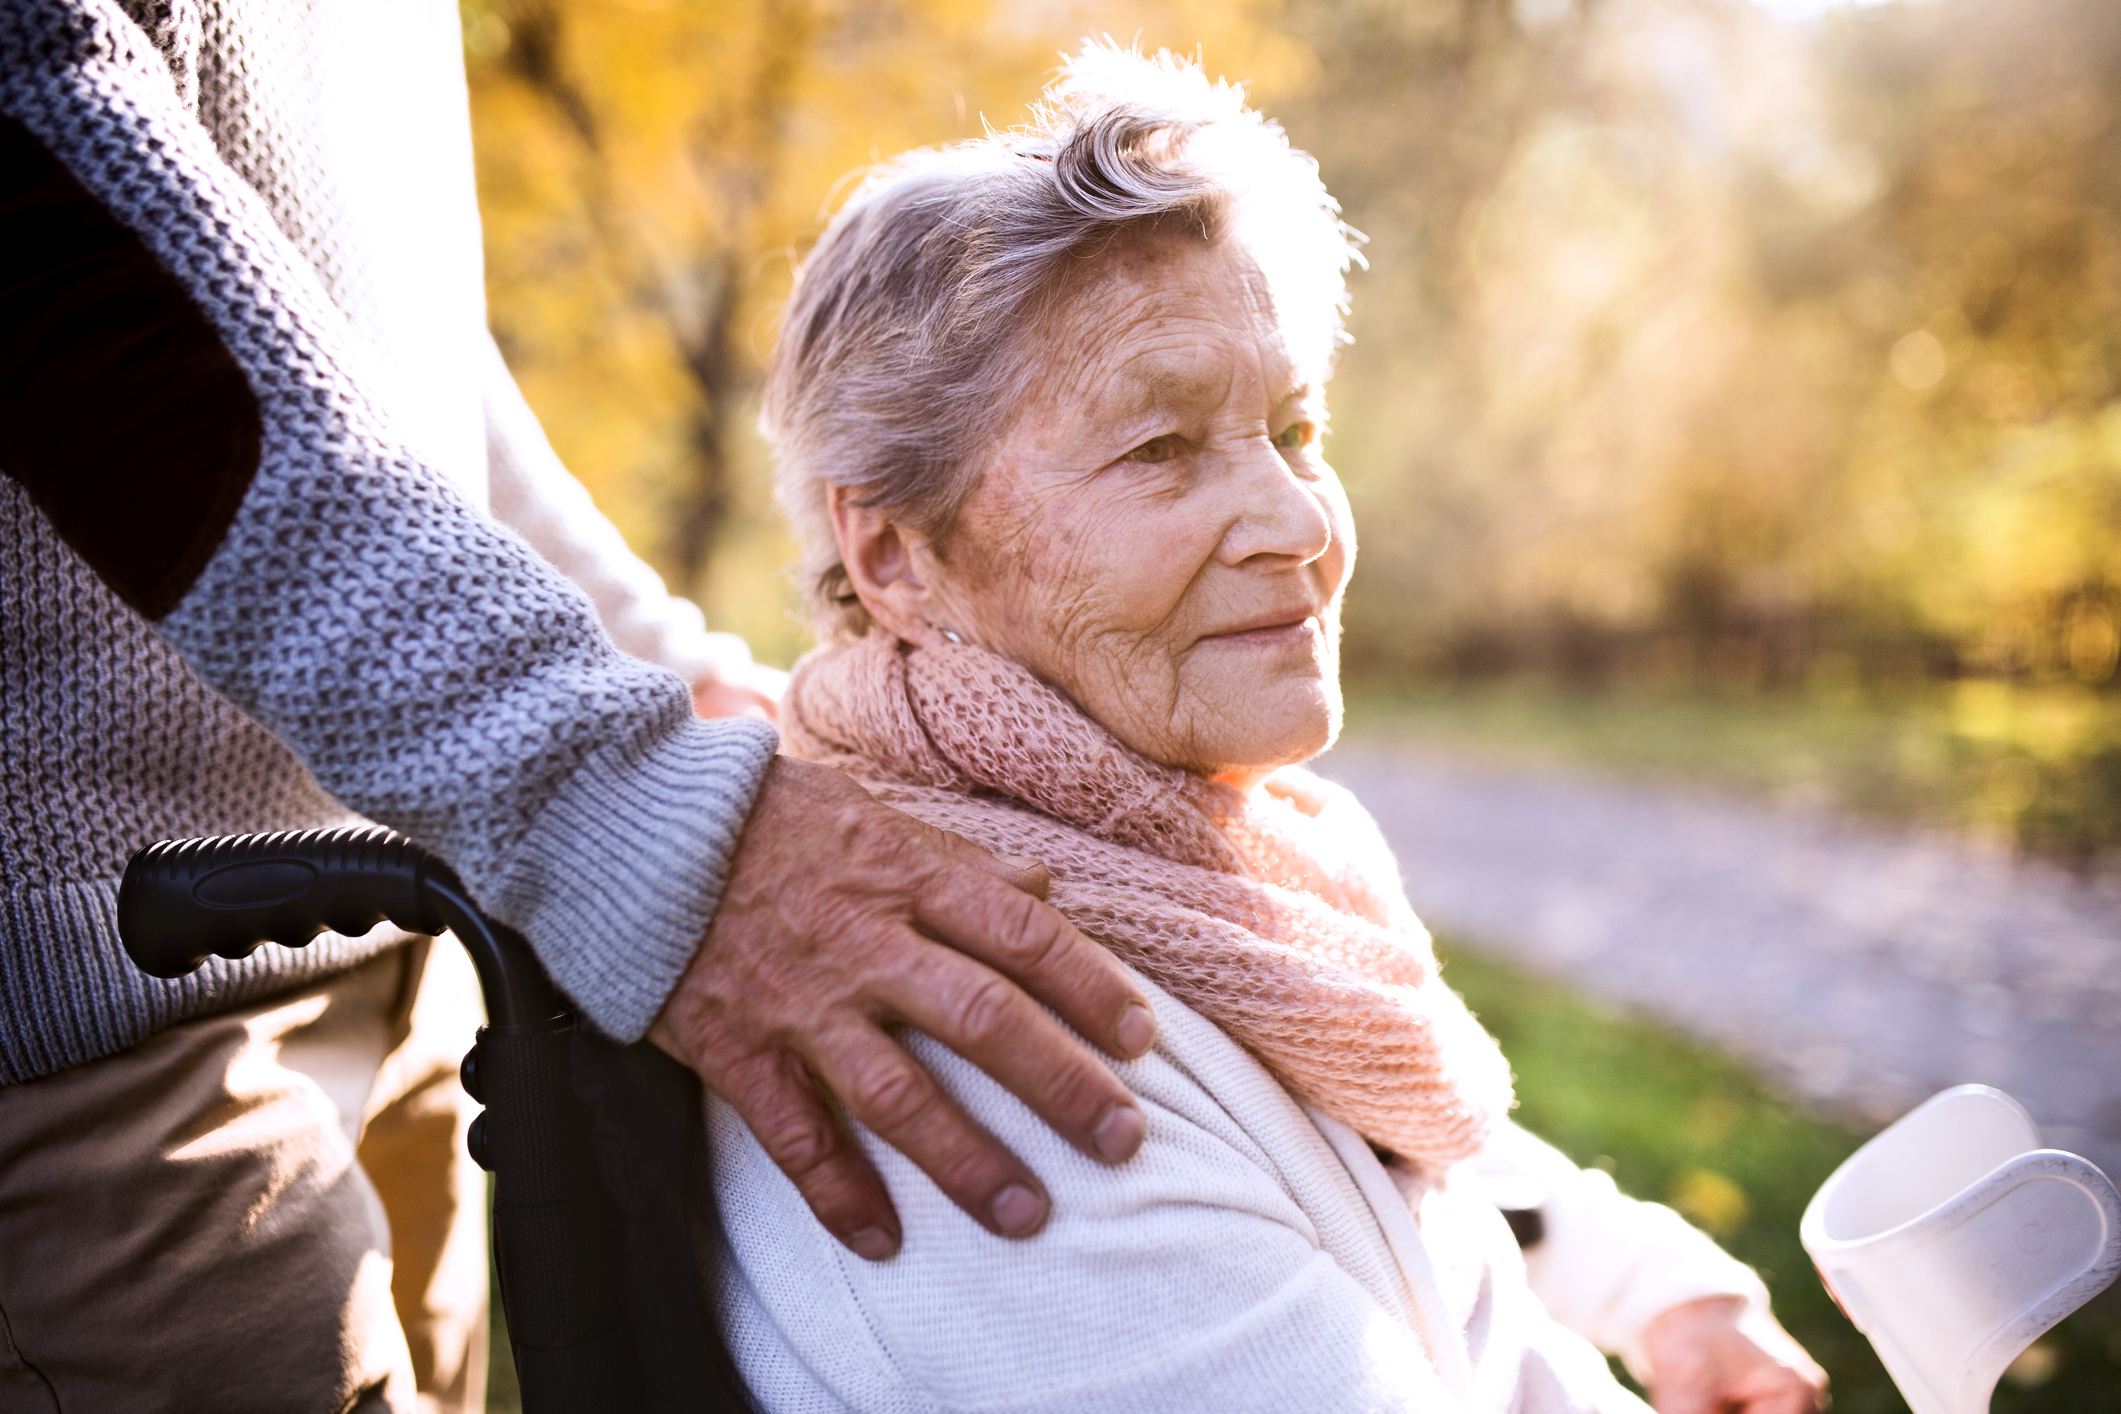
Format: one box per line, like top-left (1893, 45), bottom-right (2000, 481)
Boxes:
top-left (709, 45), bottom-right (1828, 1413)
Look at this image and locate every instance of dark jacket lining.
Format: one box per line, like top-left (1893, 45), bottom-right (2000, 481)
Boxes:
top-left (0, 112), bottom-right (262, 620)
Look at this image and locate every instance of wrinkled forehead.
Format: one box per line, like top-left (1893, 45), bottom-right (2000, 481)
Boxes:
top-left (1034, 228), bottom-right (1328, 411)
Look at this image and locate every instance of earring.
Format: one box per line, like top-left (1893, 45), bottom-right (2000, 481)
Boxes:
top-left (940, 627), bottom-right (964, 645)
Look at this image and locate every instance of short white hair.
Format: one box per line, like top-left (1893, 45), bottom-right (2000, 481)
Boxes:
top-left (763, 41), bottom-right (1363, 641)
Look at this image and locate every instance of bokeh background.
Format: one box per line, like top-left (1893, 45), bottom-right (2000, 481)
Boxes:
top-left (466, 0), bottom-right (2121, 860)
top-left (461, 0), bottom-right (2121, 1407)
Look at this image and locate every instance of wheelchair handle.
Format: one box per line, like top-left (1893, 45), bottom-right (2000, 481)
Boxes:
top-left (117, 827), bottom-right (643, 1414)
top-left (119, 826), bottom-right (558, 1029)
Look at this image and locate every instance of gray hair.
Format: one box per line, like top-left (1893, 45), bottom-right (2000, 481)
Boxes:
top-left (763, 43), bottom-right (1363, 642)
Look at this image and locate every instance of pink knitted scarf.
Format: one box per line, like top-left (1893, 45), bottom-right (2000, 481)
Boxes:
top-left (781, 633), bottom-right (1514, 1173)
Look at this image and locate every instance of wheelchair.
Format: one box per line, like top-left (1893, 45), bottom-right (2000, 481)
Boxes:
top-left (119, 826), bottom-right (755, 1414)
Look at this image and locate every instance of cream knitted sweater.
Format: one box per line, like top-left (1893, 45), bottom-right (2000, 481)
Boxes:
top-left (710, 974), bottom-right (1765, 1412)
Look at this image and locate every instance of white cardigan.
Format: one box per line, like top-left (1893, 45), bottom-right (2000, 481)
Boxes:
top-left (708, 974), bottom-right (1765, 1412)
top-left (478, 335), bottom-right (785, 699)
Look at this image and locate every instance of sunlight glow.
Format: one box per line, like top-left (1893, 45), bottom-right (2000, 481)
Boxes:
top-left (1749, 0), bottom-right (1905, 20)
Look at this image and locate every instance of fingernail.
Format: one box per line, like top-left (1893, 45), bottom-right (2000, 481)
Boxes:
top-left (1115, 1002), bottom-right (1156, 1057)
top-left (1092, 1102), bottom-right (1146, 1162)
top-left (990, 1183), bottom-right (1047, 1236)
top-left (846, 1227), bottom-right (898, 1261)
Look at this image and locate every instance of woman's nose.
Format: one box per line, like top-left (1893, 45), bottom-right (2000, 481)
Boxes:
top-left (1217, 437), bottom-right (1333, 567)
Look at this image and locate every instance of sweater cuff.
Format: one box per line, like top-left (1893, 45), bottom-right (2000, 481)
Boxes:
top-left (1611, 1238), bottom-right (1772, 1383)
top-left (491, 715), bottom-right (780, 1039)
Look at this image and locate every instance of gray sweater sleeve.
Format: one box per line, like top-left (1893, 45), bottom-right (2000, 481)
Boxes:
top-left (0, 0), bottom-right (776, 1039)
top-left (480, 332), bottom-right (785, 697)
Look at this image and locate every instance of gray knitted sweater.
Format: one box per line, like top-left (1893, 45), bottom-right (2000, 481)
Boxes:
top-left (0, 0), bottom-right (778, 1083)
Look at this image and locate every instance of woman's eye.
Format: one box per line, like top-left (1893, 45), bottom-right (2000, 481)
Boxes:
top-left (1126, 435), bottom-right (1181, 465)
top-left (1275, 421), bottom-right (1314, 450)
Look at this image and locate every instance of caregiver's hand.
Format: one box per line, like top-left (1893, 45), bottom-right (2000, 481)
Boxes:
top-left (1642, 1295), bottom-right (1828, 1414)
top-left (649, 755), bottom-right (1157, 1261)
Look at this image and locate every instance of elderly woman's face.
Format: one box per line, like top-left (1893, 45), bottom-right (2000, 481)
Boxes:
top-left (837, 232), bottom-right (1354, 784)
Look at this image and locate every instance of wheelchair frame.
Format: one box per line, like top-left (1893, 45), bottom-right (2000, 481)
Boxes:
top-left (118, 826), bottom-right (752, 1414)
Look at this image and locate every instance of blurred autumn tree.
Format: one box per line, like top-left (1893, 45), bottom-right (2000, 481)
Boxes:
top-left (1250, 0), bottom-right (2121, 857)
top-left (466, 0), bottom-right (2121, 735)
top-left (462, 0), bottom-right (1313, 661)
top-left (1249, 0), bottom-right (2121, 704)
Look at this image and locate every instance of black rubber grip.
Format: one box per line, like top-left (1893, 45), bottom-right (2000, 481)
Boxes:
top-left (118, 826), bottom-right (446, 978)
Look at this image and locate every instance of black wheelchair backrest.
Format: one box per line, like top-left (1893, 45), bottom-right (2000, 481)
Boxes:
top-left (119, 827), bottom-right (751, 1414)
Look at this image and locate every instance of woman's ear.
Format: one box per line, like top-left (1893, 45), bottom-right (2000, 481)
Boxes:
top-left (827, 484), bottom-right (955, 647)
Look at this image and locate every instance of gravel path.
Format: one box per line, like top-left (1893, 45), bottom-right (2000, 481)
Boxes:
top-left (1316, 745), bottom-right (2121, 1177)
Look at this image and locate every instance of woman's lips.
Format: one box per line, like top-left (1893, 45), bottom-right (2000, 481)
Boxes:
top-left (1202, 614), bottom-right (1321, 646)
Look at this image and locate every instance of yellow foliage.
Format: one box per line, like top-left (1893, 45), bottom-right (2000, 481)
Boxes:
top-left (467, 0), bottom-right (2121, 696)
top-left (466, 0), bottom-right (1295, 663)
top-left (1669, 1167), bottom-right (1751, 1237)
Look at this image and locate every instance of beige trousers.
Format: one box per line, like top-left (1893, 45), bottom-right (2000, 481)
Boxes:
top-left (0, 939), bottom-right (489, 1414)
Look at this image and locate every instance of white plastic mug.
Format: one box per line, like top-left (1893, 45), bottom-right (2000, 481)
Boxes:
top-left (1801, 1085), bottom-right (2121, 1414)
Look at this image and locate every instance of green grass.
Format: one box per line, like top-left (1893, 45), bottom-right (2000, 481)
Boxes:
top-left (1438, 939), bottom-right (2121, 1411)
top-left (1343, 675), bottom-right (2121, 863)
